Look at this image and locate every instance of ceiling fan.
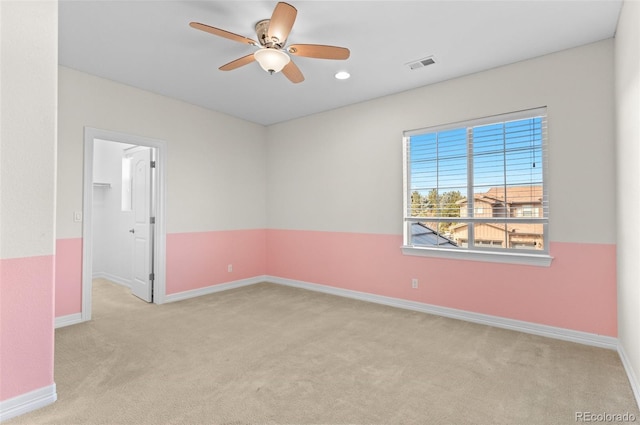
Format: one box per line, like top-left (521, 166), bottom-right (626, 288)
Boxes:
top-left (189, 2), bottom-right (350, 84)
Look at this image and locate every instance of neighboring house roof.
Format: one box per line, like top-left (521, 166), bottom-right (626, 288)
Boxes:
top-left (457, 186), bottom-right (543, 205)
top-left (411, 223), bottom-right (458, 247)
top-left (482, 186), bottom-right (543, 203)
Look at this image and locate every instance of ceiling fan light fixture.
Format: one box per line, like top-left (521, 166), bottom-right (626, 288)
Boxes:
top-left (191, 2), bottom-right (349, 83)
top-left (254, 48), bottom-right (290, 74)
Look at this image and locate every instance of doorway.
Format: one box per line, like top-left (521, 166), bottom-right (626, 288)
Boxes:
top-left (82, 127), bottom-right (167, 321)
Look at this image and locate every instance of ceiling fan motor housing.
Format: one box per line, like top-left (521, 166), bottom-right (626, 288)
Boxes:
top-left (255, 19), bottom-right (286, 49)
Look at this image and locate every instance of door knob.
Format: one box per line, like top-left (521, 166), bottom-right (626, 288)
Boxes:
top-left (129, 229), bottom-right (135, 234)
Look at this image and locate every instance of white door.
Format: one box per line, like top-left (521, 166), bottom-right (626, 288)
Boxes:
top-left (130, 147), bottom-right (154, 302)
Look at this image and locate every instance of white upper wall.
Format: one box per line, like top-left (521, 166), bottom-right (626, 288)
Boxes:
top-left (58, 39), bottom-right (616, 245)
top-left (266, 39), bottom-right (616, 245)
top-left (616, 0), bottom-right (640, 405)
top-left (57, 66), bottom-right (267, 238)
top-left (0, 1), bottom-right (58, 259)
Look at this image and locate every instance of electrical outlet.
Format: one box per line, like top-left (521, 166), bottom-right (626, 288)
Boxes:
top-left (227, 264), bottom-right (233, 272)
top-left (411, 278), bottom-right (418, 289)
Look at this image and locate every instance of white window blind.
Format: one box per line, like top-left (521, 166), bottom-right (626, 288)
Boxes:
top-left (403, 107), bottom-right (548, 256)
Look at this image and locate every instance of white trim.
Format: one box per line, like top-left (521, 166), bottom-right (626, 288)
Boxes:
top-left (54, 313), bottom-right (83, 329)
top-left (92, 272), bottom-right (132, 289)
top-left (163, 276), bottom-right (267, 304)
top-left (618, 342), bottom-right (640, 409)
top-left (402, 246), bottom-right (554, 267)
top-left (82, 127), bottom-right (168, 321)
top-left (162, 274), bottom-right (616, 350)
top-left (266, 276), bottom-right (617, 350)
top-left (0, 384), bottom-right (57, 422)
top-left (81, 134), bottom-right (93, 321)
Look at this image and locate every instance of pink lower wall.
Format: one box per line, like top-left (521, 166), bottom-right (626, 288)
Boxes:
top-left (266, 229), bottom-right (617, 337)
top-left (53, 228), bottom-right (616, 337)
top-left (166, 229), bottom-right (267, 294)
top-left (55, 238), bottom-right (83, 317)
top-left (53, 230), bottom-right (268, 315)
top-left (0, 255), bottom-right (55, 401)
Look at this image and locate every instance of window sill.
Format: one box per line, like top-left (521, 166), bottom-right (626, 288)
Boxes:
top-left (401, 245), bottom-right (553, 267)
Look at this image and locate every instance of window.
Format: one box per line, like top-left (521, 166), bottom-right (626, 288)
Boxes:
top-left (402, 107), bottom-right (550, 266)
top-left (121, 156), bottom-right (133, 211)
top-left (515, 205), bottom-right (538, 218)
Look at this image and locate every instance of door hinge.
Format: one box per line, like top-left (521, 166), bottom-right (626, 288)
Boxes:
top-left (150, 217), bottom-right (156, 224)
top-left (150, 160), bottom-right (156, 168)
top-left (149, 273), bottom-right (155, 281)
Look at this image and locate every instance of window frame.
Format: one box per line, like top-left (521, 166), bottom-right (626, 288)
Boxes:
top-left (121, 155), bottom-right (133, 212)
top-left (402, 107), bottom-right (552, 267)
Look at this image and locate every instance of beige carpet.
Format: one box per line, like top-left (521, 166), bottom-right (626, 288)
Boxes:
top-left (7, 279), bottom-right (639, 425)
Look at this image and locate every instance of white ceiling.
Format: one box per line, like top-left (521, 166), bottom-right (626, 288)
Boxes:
top-left (59, 1), bottom-right (622, 126)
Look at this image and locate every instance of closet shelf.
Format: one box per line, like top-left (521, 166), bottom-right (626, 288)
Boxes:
top-left (93, 182), bottom-right (112, 188)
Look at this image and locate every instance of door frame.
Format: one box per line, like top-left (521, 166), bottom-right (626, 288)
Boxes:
top-left (82, 127), bottom-right (168, 321)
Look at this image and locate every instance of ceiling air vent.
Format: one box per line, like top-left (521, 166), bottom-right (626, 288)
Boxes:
top-left (406, 56), bottom-right (436, 70)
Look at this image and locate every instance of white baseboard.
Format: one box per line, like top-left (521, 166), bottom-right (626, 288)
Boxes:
top-left (163, 276), bottom-right (267, 304)
top-left (164, 274), bottom-right (618, 350)
top-left (95, 272), bottom-right (619, 350)
top-left (618, 342), bottom-right (640, 409)
top-left (0, 384), bottom-right (56, 422)
top-left (266, 276), bottom-right (618, 351)
top-left (54, 313), bottom-right (83, 329)
top-left (92, 272), bottom-right (131, 288)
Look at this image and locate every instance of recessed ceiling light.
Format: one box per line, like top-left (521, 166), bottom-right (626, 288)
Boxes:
top-left (335, 71), bottom-right (350, 80)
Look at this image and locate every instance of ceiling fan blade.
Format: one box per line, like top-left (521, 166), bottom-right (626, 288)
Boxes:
top-left (219, 54), bottom-right (256, 71)
top-left (268, 2), bottom-right (297, 44)
top-left (288, 44), bottom-right (350, 60)
top-left (189, 22), bottom-right (257, 46)
top-left (282, 60), bottom-right (304, 84)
